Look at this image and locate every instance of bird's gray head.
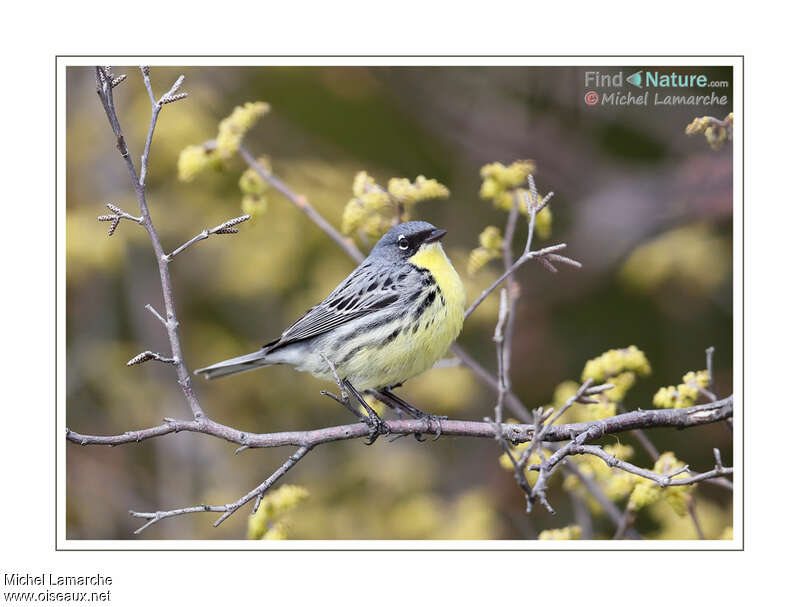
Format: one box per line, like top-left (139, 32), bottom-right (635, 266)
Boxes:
top-left (368, 221), bottom-right (447, 262)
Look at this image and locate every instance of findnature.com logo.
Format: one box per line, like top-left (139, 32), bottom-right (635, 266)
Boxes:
top-left (584, 69), bottom-right (730, 106)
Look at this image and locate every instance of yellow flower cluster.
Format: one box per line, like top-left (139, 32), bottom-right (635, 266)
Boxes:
top-left (177, 143), bottom-right (222, 182)
top-left (604, 371), bottom-right (636, 402)
top-left (538, 525), bottom-right (581, 540)
top-left (546, 347), bottom-right (649, 433)
top-left (685, 113), bottom-right (733, 151)
top-left (216, 101), bottom-right (271, 158)
top-left (247, 485), bottom-right (309, 540)
top-left (582, 346), bottom-right (652, 383)
top-left (239, 155), bottom-right (271, 217)
top-left (627, 452), bottom-right (693, 516)
top-left (563, 444), bottom-right (636, 509)
top-left (387, 176), bottom-right (449, 204)
top-left (653, 370), bottom-right (710, 408)
top-left (177, 101), bottom-right (270, 182)
top-left (478, 160), bottom-right (552, 239)
top-left (467, 226), bottom-right (504, 275)
top-left (479, 160), bottom-right (535, 205)
top-left (341, 171), bottom-right (449, 241)
top-left (535, 204), bottom-right (552, 239)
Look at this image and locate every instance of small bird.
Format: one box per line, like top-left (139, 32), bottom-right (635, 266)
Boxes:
top-left (195, 221), bottom-right (466, 440)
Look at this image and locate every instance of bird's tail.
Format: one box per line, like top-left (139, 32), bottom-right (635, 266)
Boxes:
top-left (194, 350), bottom-right (271, 380)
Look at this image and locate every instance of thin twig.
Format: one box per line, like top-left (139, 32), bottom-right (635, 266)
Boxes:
top-left (561, 459), bottom-right (640, 538)
top-left (144, 304), bottom-right (168, 327)
top-left (500, 192), bottom-right (521, 397)
top-left (493, 289), bottom-right (510, 424)
top-left (130, 446), bottom-right (312, 533)
top-left (555, 445), bottom-right (733, 488)
top-left (164, 215), bottom-right (250, 261)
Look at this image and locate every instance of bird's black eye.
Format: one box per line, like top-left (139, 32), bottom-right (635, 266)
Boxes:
top-left (398, 236), bottom-right (409, 251)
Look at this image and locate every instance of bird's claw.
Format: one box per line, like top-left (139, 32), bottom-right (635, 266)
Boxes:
top-left (422, 414), bottom-right (447, 441)
top-left (363, 411), bottom-right (390, 445)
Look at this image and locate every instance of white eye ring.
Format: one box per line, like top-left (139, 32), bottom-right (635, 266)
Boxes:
top-left (398, 236), bottom-right (409, 250)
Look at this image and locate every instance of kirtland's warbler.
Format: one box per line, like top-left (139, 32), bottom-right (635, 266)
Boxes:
top-left (195, 221), bottom-right (466, 440)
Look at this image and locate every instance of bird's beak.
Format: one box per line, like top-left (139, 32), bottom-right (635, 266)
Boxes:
top-left (424, 229), bottom-right (447, 243)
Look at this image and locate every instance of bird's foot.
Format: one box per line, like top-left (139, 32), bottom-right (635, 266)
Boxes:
top-left (341, 379), bottom-right (390, 445)
top-left (376, 388), bottom-right (446, 441)
top-left (416, 413), bottom-right (447, 441)
top-left (363, 409), bottom-right (390, 446)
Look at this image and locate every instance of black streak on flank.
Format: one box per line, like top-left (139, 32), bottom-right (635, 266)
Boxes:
top-left (414, 290), bottom-right (437, 319)
top-left (384, 328), bottom-right (401, 345)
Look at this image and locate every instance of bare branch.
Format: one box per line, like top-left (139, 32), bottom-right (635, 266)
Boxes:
top-left (144, 304), bottom-right (168, 327)
top-left (493, 289), bottom-right (510, 424)
top-left (561, 459), bottom-right (639, 538)
top-left (463, 175), bottom-right (581, 320)
top-left (67, 396), bottom-right (732, 451)
top-left (129, 445), bottom-right (312, 533)
top-left (164, 214), bottom-right (251, 261)
top-left (97, 202), bottom-right (143, 237)
top-left (540, 380), bottom-right (615, 432)
top-left (94, 66), bottom-right (205, 420)
top-left (557, 445), bottom-right (733, 488)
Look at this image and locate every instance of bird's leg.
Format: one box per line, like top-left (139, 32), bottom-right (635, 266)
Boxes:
top-left (319, 353), bottom-right (379, 432)
top-left (320, 390), bottom-right (371, 423)
top-left (379, 388), bottom-right (447, 441)
top-left (365, 389), bottom-right (408, 420)
top-left (342, 379), bottom-right (390, 445)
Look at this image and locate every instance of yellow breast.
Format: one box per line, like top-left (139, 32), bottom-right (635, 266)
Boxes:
top-left (404, 242), bottom-right (466, 374)
top-left (329, 242), bottom-right (466, 390)
top-left (408, 242), bottom-right (466, 317)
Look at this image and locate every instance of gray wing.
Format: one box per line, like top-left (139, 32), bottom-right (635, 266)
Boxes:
top-left (263, 263), bottom-right (405, 351)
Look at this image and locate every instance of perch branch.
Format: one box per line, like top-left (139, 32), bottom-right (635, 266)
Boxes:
top-left (70, 397), bottom-right (730, 531)
top-left (66, 397), bottom-right (732, 451)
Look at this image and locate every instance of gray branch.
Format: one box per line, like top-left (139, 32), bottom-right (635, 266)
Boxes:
top-left (95, 66), bottom-right (205, 420)
top-left (68, 397), bottom-right (731, 531)
top-left (165, 214), bottom-right (251, 261)
top-left (129, 446), bottom-right (312, 534)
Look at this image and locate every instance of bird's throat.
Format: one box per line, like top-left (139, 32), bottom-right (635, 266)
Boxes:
top-left (408, 243), bottom-right (466, 313)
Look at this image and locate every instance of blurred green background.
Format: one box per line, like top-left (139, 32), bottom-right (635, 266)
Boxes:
top-left (66, 65), bottom-right (733, 540)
